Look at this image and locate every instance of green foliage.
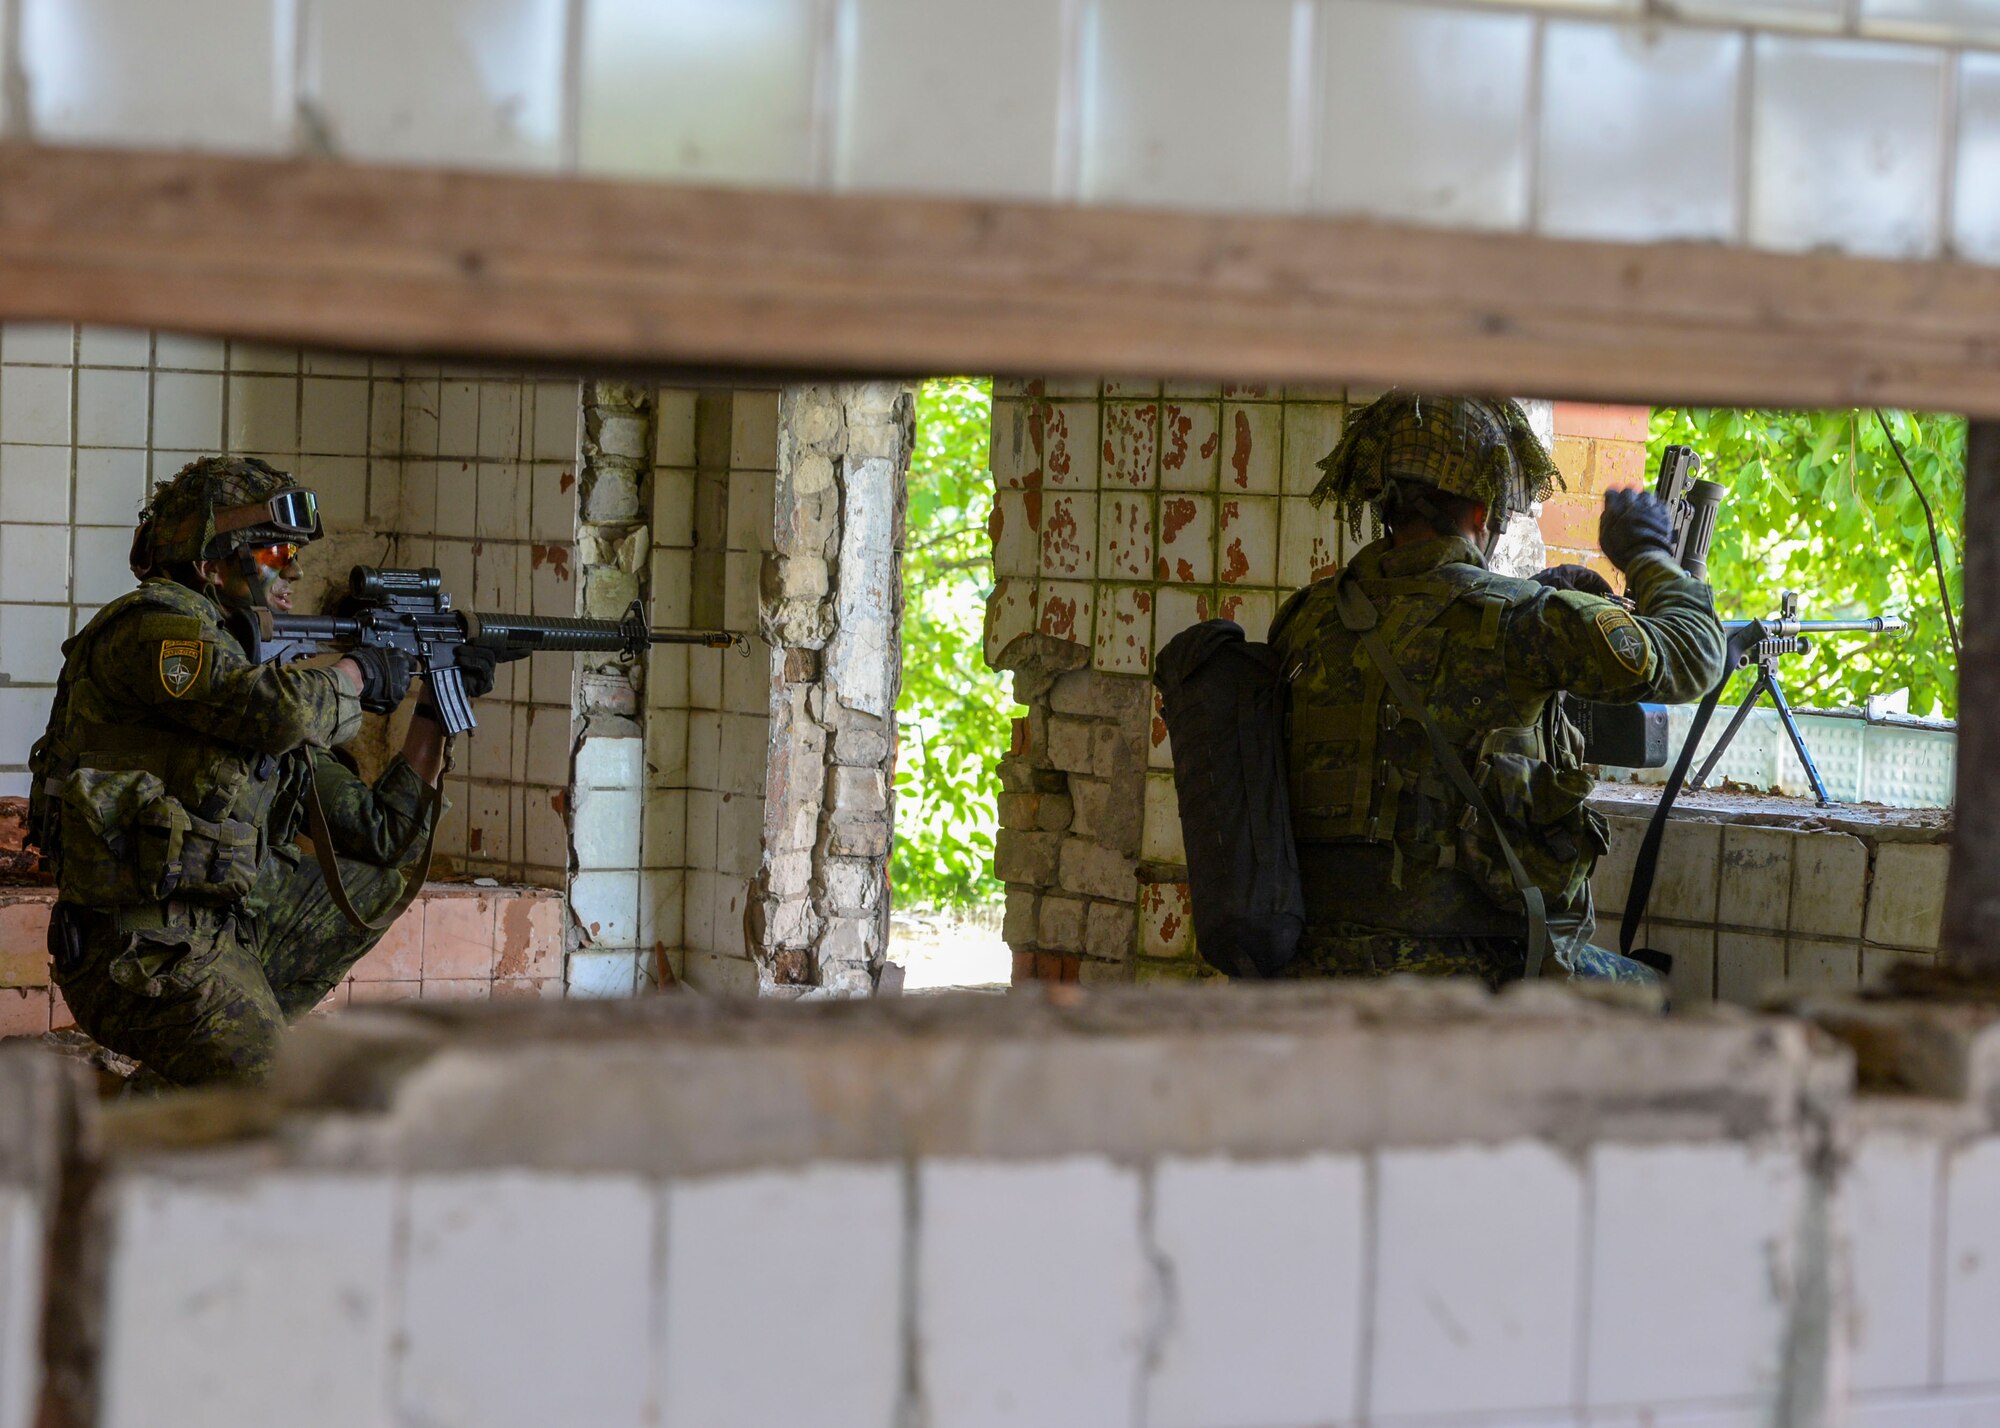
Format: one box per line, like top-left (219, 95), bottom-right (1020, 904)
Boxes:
top-left (893, 378), bottom-right (1015, 909)
top-left (1647, 407), bottom-right (1963, 718)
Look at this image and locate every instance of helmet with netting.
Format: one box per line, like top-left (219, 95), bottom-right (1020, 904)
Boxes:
top-left (1309, 393), bottom-right (1562, 543)
top-left (130, 457), bottom-right (321, 576)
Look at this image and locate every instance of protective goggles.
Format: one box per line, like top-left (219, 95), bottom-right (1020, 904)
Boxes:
top-left (248, 542), bottom-right (302, 572)
top-left (212, 488), bottom-right (322, 541)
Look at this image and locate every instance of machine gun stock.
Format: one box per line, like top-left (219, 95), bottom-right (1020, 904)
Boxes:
top-left (237, 565), bottom-right (743, 735)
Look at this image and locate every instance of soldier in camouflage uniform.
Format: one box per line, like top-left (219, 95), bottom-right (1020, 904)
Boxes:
top-left (28, 457), bottom-right (488, 1087)
top-left (1269, 395), bottom-right (1725, 987)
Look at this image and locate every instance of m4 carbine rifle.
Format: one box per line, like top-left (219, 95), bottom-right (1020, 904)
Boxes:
top-left (233, 564), bottom-right (743, 734)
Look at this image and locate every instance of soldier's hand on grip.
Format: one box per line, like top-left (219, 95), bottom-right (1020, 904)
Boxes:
top-left (348, 646), bottom-right (415, 714)
top-left (1598, 487), bottom-right (1674, 573)
top-left (1530, 564), bottom-right (1615, 598)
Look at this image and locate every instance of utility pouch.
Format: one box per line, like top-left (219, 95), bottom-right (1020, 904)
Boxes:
top-left (108, 919), bottom-right (222, 998)
top-left (168, 811), bottom-right (260, 902)
top-left (57, 769), bottom-right (259, 906)
top-left (1458, 753), bottom-right (1602, 915)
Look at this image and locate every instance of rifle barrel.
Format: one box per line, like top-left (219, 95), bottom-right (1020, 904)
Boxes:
top-left (1723, 616), bottom-right (1906, 636)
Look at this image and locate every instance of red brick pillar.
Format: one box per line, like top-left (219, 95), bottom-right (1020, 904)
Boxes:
top-left (1543, 404), bottom-right (1652, 587)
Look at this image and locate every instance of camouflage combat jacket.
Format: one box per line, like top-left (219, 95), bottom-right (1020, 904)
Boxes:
top-left (28, 578), bottom-right (423, 919)
top-left (1269, 536), bottom-right (1725, 935)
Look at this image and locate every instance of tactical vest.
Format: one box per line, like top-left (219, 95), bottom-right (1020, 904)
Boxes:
top-left (28, 582), bottom-right (297, 910)
top-left (1277, 561), bottom-right (1603, 923)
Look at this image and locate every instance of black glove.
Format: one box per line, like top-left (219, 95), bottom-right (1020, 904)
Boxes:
top-left (1598, 488), bottom-right (1675, 572)
top-left (347, 646), bottom-right (415, 714)
top-left (1530, 564), bottom-right (1616, 598)
top-left (452, 644), bottom-right (501, 700)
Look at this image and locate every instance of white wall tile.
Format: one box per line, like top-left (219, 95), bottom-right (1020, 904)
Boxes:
top-left (400, 1174), bottom-right (655, 1428)
top-left (97, 1174), bottom-right (397, 1428)
top-left (1955, 53), bottom-right (2000, 262)
top-left (1540, 21), bottom-right (1742, 244)
top-left (0, 1188), bottom-right (39, 1428)
top-left (76, 367), bottom-right (147, 448)
top-left (565, 946), bottom-right (639, 997)
top-left (301, 378), bottom-right (370, 456)
top-left (73, 447), bottom-right (147, 526)
top-left (1081, 0), bottom-right (1297, 211)
top-left (1146, 1156), bottom-right (1365, 1428)
top-left (1749, 35), bottom-right (1947, 259)
top-left (0, 445), bottom-right (71, 524)
top-left (1866, 842), bottom-right (1949, 950)
top-left (153, 334), bottom-right (225, 371)
top-left (1865, 0), bottom-right (2000, 40)
top-left (0, 325), bottom-right (73, 366)
top-left (0, 524), bottom-right (67, 603)
top-left (1588, 1142), bottom-right (1804, 1409)
top-left (228, 342), bottom-right (299, 374)
top-left (0, 689), bottom-right (43, 766)
top-left (1849, 1391), bottom-right (2000, 1426)
top-left (0, 366), bottom-right (73, 446)
top-left (660, 1166), bottom-right (903, 1428)
top-left (1943, 1137), bottom-right (2000, 1386)
top-left (303, 0), bottom-right (568, 170)
top-left (836, 0), bottom-right (1064, 200)
top-left (76, 328), bottom-right (150, 367)
top-left (1847, 1133), bottom-right (1942, 1393)
top-left (227, 375), bottom-right (300, 453)
top-left (150, 373), bottom-right (224, 452)
top-left (0, 604), bottom-right (67, 685)
top-left (19, 0), bottom-right (293, 152)
top-left (569, 868), bottom-right (642, 947)
top-left (579, 0), bottom-right (820, 186)
top-left (1317, 0), bottom-right (1534, 230)
top-left (1373, 1141), bottom-right (1583, 1418)
top-left (72, 525), bottom-right (135, 605)
top-left (918, 1157), bottom-right (1148, 1428)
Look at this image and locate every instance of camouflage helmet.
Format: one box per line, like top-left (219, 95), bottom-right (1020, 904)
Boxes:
top-left (1309, 393), bottom-right (1562, 543)
top-left (130, 457), bottom-right (322, 576)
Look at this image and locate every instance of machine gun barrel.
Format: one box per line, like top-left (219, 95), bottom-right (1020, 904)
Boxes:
top-left (1723, 614), bottom-right (1906, 638)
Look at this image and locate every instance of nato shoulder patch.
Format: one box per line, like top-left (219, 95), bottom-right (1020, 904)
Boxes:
top-left (159, 639), bottom-right (205, 698)
top-left (1592, 606), bottom-right (1648, 674)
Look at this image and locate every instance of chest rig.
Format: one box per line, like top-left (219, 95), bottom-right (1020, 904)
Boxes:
top-left (1281, 562), bottom-right (1545, 876)
top-left (28, 583), bottom-right (295, 910)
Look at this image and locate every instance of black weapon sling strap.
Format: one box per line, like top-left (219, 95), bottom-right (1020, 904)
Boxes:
top-left (304, 741), bottom-right (450, 934)
top-left (1336, 574), bottom-right (1551, 977)
top-left (1617, 623), bottom-right (1761, 958)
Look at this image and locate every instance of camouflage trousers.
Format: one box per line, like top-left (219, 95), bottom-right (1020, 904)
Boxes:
top-left (50, 850), bottom-right (407, 1088)
top-left (1283, 924), bottom-right (1662, 990)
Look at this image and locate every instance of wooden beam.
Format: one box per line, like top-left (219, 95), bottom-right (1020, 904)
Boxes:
top-left (6, 143), bottom-right (2000, 413)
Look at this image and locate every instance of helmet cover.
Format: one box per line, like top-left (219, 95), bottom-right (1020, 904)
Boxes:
top-left (130, 457), bottom-right (317, 576)
top-left (1310, 393), bottom-right (1563, 544)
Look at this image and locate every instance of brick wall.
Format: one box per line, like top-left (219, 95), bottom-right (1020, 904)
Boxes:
top-left (985, 380), bottom-right (1368, 984)
top-left (15, 986), bottom-right (2000, 1426)
top-left (1590, 791), bottom-right (1951, 1008)
top-left (1542, 401), bottom-right (1651, 584)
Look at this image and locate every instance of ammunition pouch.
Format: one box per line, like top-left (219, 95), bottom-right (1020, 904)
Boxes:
top-left (56, 768), bottom-right (260, 907)
top-left (1457, 748), bottom-right (1605, 917)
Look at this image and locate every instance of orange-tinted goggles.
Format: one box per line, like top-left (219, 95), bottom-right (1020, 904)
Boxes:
top-left (250, 542), bottom-right (301, 571)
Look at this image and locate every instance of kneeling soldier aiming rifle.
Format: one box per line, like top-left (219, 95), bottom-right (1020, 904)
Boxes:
top-left (28, 456), bottom-right (734, 1089)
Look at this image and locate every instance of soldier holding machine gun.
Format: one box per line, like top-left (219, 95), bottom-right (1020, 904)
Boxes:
top-left (26, 457), bottom-right (733, 1089)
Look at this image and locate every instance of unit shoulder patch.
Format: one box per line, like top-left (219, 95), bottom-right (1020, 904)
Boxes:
top-left (1592, 606), bottom-right (1648, 675)
top-left (158, 639), bottom-right (205, 698)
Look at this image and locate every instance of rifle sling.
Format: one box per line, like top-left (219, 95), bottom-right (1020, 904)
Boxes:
top-left (1338, 578), bottom-right (1551, 977)
top-left (304, 755), bottom-right (446, 935)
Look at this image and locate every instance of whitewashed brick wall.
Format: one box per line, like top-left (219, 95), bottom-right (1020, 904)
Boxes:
top-left (9, 985), bottom-right (1998, 1426)
top-left (8, 1), bottom-right (2000, 266)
